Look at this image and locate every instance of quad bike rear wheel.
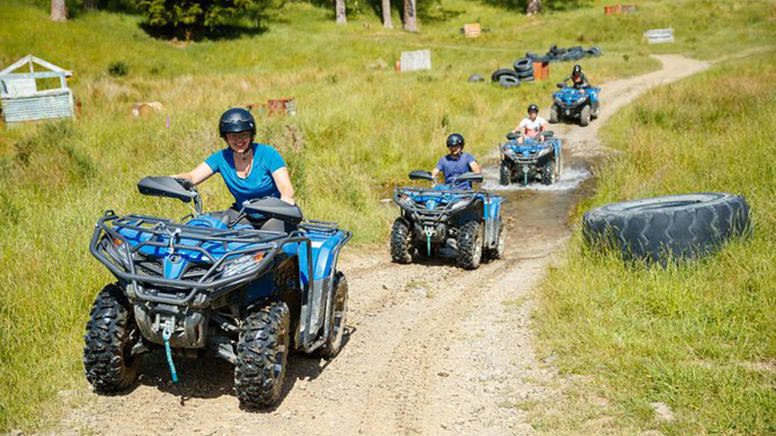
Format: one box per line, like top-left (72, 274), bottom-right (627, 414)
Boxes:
top-left (390, 218), bottom-right (414, 264)
top-left (580, 105), bottom-right (591, 127)
top-left (549, 104), bottom-right (560, 123)
top-left (541, 161), bottom-right (556, 185)
top-left (235, 301), bottom-right (291, 408)
top-left (484, 217), bottom-right (505, 261)
top-left (315, 272), bottom-right (348, 359)
top-left (83, 283), bottom-right (142, 393)
top-left (457, 220), bottom-right (483, 270)
top-left (499, 161), bottom-right (512, 186)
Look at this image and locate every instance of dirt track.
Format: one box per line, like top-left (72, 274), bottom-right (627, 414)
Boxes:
top-left (57, 55), bottom-right (709, 435)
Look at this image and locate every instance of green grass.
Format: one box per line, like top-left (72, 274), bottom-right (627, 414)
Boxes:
top-left (1, 0), bottom-right (775, 431)
top-left (532, 50), bottom-right (776, 434)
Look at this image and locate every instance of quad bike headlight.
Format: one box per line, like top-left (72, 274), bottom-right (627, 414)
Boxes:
top-left (223, 252), bottom-right (266, 278)
top-left (576, 96), bottom-right (587, 103)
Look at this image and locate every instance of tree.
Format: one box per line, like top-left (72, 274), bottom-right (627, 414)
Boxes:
top-left (50, 0), bottom-right (67, 21)
top-left (382, 0), bottom-right (393, 28)
top-left (403, 0), bottom-right (417, 32)
top-left (335, 0), bottom-right (346, 24)
top-left (132, 0), bottom-right (274, 40)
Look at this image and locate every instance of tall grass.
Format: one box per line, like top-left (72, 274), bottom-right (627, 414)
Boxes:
top-left (0, 0), bottom-right (775, 431)
top-left (533, 51), bottom-right (776, 434)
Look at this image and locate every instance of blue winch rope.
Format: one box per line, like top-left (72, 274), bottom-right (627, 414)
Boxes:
top-left (162, 325), bottom-right (179, 383)
top-left (426, 234), bottom-right (431, 257)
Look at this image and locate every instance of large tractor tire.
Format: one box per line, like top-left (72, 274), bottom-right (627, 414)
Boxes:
top-left (235, 301), bottom-right (291, 408)
top-left (499, 161), bottom-right (512, 186)
top-left (580, 105), bottom-right (591, 127)
top-left (582, 192), bottom-right (751, 264)
top-left (457, 220), bottom-right (483, 270)
top-left (390, 218), bottom-right (414, 264)
top-left (315, 272), bottom-right (348, 359)
top-left (83, 284), bottom-right (142, 393)
top-left (549, 104), bottom-right (560, 124)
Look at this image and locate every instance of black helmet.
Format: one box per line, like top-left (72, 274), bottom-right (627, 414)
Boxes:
top-left (528, 104), bottom-right (539, 114)
top-left (573, 64), bottom-right (582, 75)
top-left (446, 133), bottom-right (465, 149)
top-left (219, 108), bottom-right (256, 138)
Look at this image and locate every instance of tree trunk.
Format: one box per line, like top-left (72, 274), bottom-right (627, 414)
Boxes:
top-left (50, 0), bottom-right (67, 21)
top-left (335, 0), bottom-right (346, 25)
top-left (403, 0), bottom-right (417, 32)
top-left (83, 0), bottom-right (97, 9)
top-left (382, 0), bottom-right (393, 29)
top-left (526, 0), bottom-right (542, 16)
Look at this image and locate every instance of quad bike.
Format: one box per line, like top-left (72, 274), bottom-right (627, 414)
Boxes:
top-left (499, 131), bottom-right (563, 186)
top-left (550, 84), bottom-right (601, 126)
top-left (83, 176), bottom-right (351, 408)
top-left (390, 171), bottom-right (504, 270)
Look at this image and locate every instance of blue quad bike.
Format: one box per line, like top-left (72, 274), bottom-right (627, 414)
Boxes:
top-left (499, 131), bottom-right (563, 186)
top-left (390, 171), bottom-right (505, 270)
top-left (550, 83), bottom-right (601, 127)
top-left (83, 176), bottom-right (351, 408)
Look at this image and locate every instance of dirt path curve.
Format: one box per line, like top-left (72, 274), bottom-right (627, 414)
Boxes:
top-left (57, 55), bottom-right (708, 436)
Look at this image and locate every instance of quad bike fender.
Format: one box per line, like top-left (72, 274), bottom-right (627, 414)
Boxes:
top-left (482, 195), bottom-right (503, 248)
top-left (285, 229), bottom-right (351, 352)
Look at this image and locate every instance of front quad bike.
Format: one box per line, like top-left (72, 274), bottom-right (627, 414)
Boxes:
top-left (499, 131), bottom-right (563, 186)
top-left (83, 177), bottom-right (351, 408)
top-left (390, 171), bottom-right (505, 269)
top-left (550, 84), bottom-right (601, 127)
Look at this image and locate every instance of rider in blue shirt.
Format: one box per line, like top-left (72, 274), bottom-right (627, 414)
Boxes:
top-left (172, 108), bottom-right (296, 230)
top-left (430, 133), bottom-right (482, 190)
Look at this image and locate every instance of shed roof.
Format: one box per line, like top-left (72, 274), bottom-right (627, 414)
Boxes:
top-left (0, 54), bottom-right (72, 77)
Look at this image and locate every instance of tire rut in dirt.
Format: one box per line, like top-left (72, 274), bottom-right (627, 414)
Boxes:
top-left (357, 256), bottom-right (522, 432)
top-left (582, 192), bottom-right (751, 264)
top-left (235, 300), bottom-right (291, 408)
top-left (83, 283), bottom-right (142, 393)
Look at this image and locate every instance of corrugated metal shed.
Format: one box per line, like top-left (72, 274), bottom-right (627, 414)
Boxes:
top-left (0, 55), bottom-right (74, 125)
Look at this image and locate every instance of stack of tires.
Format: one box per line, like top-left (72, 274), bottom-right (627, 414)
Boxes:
top-left (513, 57), bottom-right (534, 82)
top-left (491, 56), bottom-right (536, 88)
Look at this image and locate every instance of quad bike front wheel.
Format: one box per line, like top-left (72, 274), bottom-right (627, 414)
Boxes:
top-left (457, 220), bottom-right (483, 270)
top-left (549, 104), bottom-right (560, 124)
top-left (541, 161), bottom-right (556, 185)
top-left (580, 105), bottom-right (591, 127)
top-left (499, 161), bottom-right (512, 186)
top-left (235, 301), bottom-right (291, 408)
top-left (390, 218), bottom-right (414, 264)
top-left (315, 272), bottom-right (348, 359)
top-left (83, 283), bottom-right (142, 393)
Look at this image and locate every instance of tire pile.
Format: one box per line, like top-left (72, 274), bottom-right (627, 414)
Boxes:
top-left (490, 57), bottom-right (535, 88)
top-left (526, 44), bottom-right (602, 63)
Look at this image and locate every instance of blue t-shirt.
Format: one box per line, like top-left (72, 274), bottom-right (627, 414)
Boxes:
top-left (205, 143), bottom-right (286, 209)
top-left (435, 152), bottom-right (477, 189)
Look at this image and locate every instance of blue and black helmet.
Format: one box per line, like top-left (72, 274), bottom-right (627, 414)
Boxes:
top-left (573, 64), bottom-right (582, 75)
top-left (528, 104), bottom-right (539, 114)
top-left (446, 133), bottom-right (465, 149)
top-left (219, 108), bottom-right (256, 138)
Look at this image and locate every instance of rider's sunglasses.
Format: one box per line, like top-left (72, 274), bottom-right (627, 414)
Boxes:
top-left (226, 132), bottom-right (251, 141)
